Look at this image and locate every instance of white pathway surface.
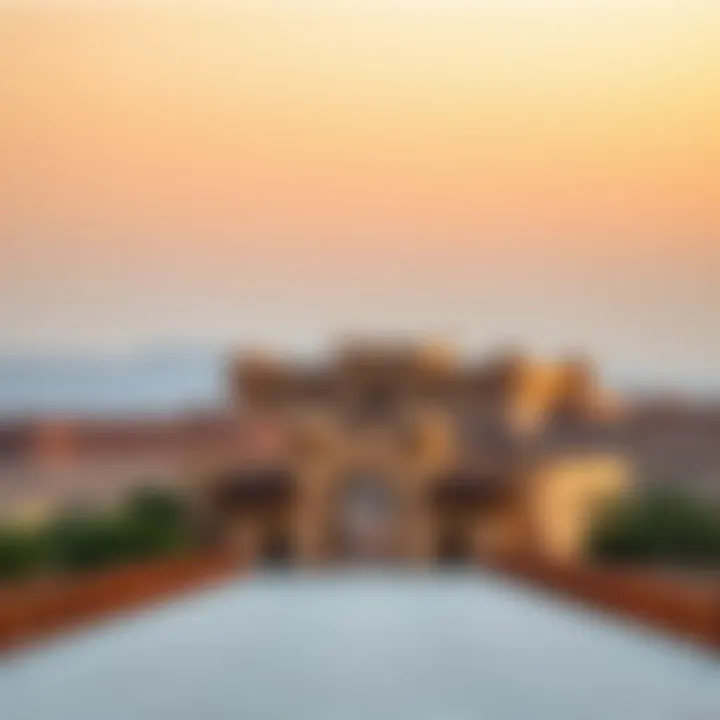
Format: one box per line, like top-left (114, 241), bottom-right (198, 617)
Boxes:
top-left (1, 571), bottom-right (719, 720)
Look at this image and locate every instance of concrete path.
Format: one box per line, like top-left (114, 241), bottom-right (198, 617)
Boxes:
top-left (2, 571), bottom-right (719, 720)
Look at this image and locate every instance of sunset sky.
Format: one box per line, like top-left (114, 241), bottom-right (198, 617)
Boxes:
top-left (1, 1), bottom-right (718, 387)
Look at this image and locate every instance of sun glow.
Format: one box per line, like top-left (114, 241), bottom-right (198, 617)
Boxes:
top-left (0, 1), bottom-right (718, 374)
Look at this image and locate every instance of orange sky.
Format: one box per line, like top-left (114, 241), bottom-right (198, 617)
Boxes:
top-left (1, 2), bottom-right (718, 385)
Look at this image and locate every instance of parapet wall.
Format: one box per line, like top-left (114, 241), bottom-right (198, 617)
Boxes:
top-left (486, 555), bottom-right (720, 653)
top-left (0, 554), bottom-right (237, 653)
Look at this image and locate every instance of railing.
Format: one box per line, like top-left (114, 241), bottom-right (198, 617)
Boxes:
top-left (0, 554), bottom-right (237, 653)
top-left (3, 552), bottom-right (718, 654)
top-left (484, 554), bottom-right (720, 652)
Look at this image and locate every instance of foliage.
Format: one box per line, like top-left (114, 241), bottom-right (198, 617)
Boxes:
top-left (0, 524), bottom-right (41, 580)
top-left (125, 487), bottom-right (189, 532)
top-left (588, 489), bottom-right (720, 565)
top-left (0, 486), bottom-right (196, 581)
top-left (41, 513), bottom-right (129, 573)
top-left (120, 487), bottom-right (194, 559)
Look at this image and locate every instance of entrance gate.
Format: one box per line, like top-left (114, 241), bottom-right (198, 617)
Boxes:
top-left (333, 475), bottom-right (397, 561)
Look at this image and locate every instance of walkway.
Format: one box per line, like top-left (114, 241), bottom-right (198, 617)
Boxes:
top-left (2, 571), bottom-right (719, 719)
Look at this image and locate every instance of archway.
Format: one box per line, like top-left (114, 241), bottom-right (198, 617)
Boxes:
top-left (437, 529), bottom-right (472, 566)
top-left (332, 474), bottom-right (398, 562)
top-left (260, 531), bottom-right (293, 566)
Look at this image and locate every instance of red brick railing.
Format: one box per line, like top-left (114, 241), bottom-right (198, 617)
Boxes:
top-left (3, 554), bottom-right (718, 655)
top-left (0, 554), bottom-right (237, 653)
top-left (484, 555), bottom-right (720, 652)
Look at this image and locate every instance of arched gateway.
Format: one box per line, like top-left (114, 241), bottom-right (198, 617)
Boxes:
top-left (332, 474), bottom-right (398, 561)
top-left (198, 340), bottom-right (629, 567)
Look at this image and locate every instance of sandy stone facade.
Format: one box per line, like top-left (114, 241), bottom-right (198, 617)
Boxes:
top-left (201, 340), bottom-right (629, 565)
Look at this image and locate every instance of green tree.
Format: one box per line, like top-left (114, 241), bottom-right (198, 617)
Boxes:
top-left (588, 489), bottom-right (720, 565)
top-left (40, 512), bottom-right (130, 573)
top-left (0, 524), bottom-right (40, 580)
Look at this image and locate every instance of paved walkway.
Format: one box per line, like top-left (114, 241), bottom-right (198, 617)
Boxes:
top-left (2, 571), bottom-right (719, 719)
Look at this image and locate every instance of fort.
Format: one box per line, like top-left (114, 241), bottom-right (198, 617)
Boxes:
top-left (195, 340), bottom-right (629, 565)
top-left (7, 338), bottom-right (717, 567)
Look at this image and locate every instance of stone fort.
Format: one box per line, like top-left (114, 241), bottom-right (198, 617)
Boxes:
top-left (199, 339), bottom-right (629, 565)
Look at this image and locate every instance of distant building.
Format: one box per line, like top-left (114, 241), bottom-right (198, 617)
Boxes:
top-left (0, 414), bottom-right (236, 522)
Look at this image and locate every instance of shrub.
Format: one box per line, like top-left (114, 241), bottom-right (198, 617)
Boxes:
top-left (125, 487), bottom-right (188, 528)
top-left (588, 489), bottom-right (720, 566)
top-left (0, 524), bottom-right (41, 580)
top-left (120, 487), bottom-right (194, 558)
top-left (0, 487), bottom-right (196, 582)
top-left (40, 513), bottom-right (130, 573)
top-left (36, 488), bottom-right (195, 574)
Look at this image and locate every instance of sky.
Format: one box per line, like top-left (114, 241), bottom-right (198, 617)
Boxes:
top-left (1, 1), bottom-right (719, 388)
